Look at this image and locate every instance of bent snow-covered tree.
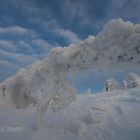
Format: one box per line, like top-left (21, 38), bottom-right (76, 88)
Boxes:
top-left (0, 19), bottom-right (140, 128)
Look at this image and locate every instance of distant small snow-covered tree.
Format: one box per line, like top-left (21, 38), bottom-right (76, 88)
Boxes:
top-left (123, 73), bottom-right (140, 89)
top-left (105, 78), bottom-right (120, 92)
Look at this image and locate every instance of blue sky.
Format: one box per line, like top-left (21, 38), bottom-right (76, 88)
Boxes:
top-left (0, 0), bottom-right (140, 92)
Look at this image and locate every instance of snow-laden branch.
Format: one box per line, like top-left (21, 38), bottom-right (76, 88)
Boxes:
top-left (0, 18), bottom-right (140, 128)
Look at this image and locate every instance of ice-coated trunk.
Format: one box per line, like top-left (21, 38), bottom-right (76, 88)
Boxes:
top-left (36, 97), bottom-right (53, 129)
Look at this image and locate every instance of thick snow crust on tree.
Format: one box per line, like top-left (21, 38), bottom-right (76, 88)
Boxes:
top-left (105, 73), bottom-right (140, 92)
top-left (123, 73), bottom-right (140, 89)
top-left (105, 78), bottom-right (120, 91)
top-left (0, 18), bottom-right (140, 108)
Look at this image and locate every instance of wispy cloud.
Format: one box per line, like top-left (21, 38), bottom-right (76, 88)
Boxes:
top-left (31, 39), bottom-right (52, 55)
top-left (0, 26), bottom-right (37, 39)
top-left (0, 48), bottom-right (38, 81)
top-left (0, 24), bottom-right (52, 81)
top-left (55, 28), bottom-right (81, 44)
top-left (0, 26), bottom-right (28, 35)
top-left (0, 40), bottom-right (16, 52)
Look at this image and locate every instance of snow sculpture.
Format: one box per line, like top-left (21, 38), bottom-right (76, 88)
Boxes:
top-left (123, 73), bottom-right (140, 89)
top-left (105, 78), bottom-right (120, 92)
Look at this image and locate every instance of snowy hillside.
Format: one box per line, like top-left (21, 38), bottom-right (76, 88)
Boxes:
top-left (0, 18), bottom-right (140, 140)
top-left (0, 88), bottom-right (140, 140)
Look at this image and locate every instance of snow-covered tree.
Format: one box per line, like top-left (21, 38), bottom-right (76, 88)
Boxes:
top-left (105, 78), bottom-right (120, 92)
top-left (123, 73), bottom-right (140, 89)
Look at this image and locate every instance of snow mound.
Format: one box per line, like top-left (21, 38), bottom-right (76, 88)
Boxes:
top-left (0, 88), bottom-right (140, 140)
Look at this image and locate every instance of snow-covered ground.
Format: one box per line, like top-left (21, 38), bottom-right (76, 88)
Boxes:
top-left (0, 87), bottom-right (140, 140)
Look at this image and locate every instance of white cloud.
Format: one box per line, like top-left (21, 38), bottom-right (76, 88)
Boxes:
top-left (0, 25), bottom-right (52, 55)
top-left (0, 48), bottom-right (39, 82)
top-left (41, 19), bottom-right (81, 44)
top-left (55, 28), bottom-right (81, 44)
top-left (0, 24), bottom-right (52, 81)
top-left (0, 26), bottom-right (26, 34)
top-left (32, 39), bottom-right (51, 50)
top-left (17, 40), bottom-right (34, 54)
top-left (0, 49), bottom-right (36, 65)
top-left (0, 59), bottom-right (17, 82)
top-left (0, 40), bottom-right (16, 52)
top-left (0, 26), bottom-right (36, 38)
top-left (0, 59), bottom-right (16, 68)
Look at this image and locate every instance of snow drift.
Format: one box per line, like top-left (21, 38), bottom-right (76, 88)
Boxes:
top-left (0, 87), bottom-right (140, 140)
